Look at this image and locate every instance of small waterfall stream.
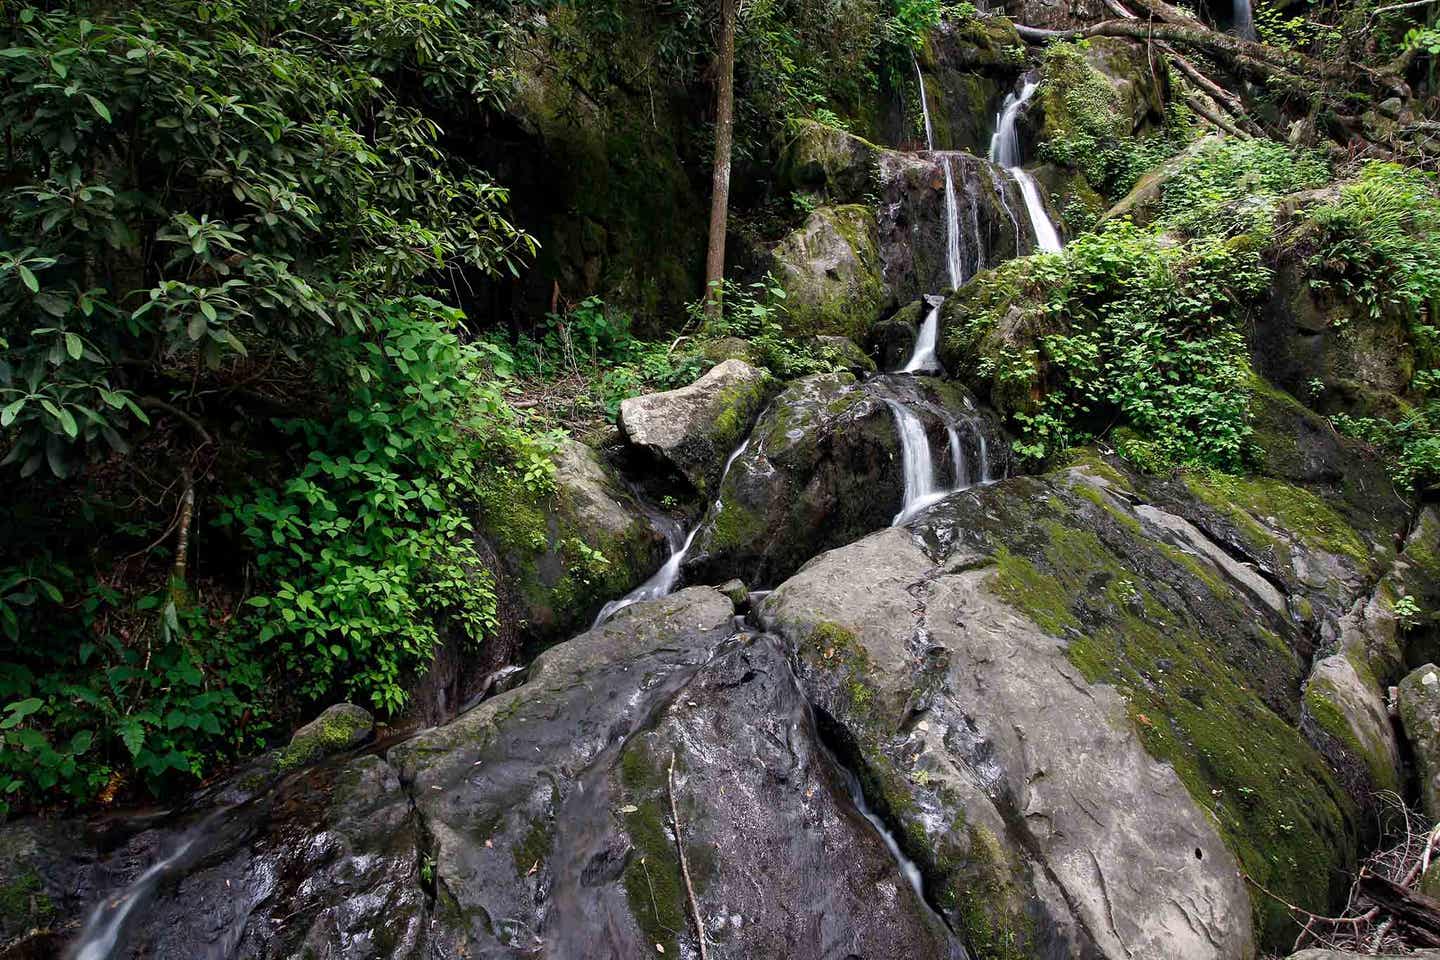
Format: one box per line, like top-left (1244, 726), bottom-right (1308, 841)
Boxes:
top-left (592, 437), bottom-right (752, 626)
top-left (988, 79), bottom-right (1063, 254)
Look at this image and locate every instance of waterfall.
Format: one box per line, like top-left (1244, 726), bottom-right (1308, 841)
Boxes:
top-left (946, 422), bottom-right (967, 487)
top-left (902, 300), bottom-right (943, 374)
top-left (1232, 0), bottom-right (1255, 38)
top-left (912, 53), bottom-right (935, 150)
top-left (592, 437), bottom-right (751, 626)
top-left (1011, 169), bottom-right (1063, 253)
top-left (988, 79), bottom-right (1063, 254)
top-left (887, 400), bottom-right (944, 525)
top-left (940, 155), bottom-right (964, 289)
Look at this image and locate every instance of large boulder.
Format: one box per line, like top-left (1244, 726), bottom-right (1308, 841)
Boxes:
top-left (684, 372), bottom-right (1004, 589)
top-left (277, 702), bottom-right (373, 770)
top-left (485, 436), bottom-right (671, 649)
top-left (390, 587), bottom-right (964, 958)
top-left (759, 442), bottom-right (1411, 953)
top-left (618, 358), bottom-right (777, 497)
top-left (770, 204), bottom-right (893, 341)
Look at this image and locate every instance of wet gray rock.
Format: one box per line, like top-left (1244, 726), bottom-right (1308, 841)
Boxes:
top-left (684, 372), bottom-right (1003, 590)
top-left (389, 586), bottom-right (963, 958)
top-left (618, 358), bottom-right (776, 497)
top-left (1288, 952), bottom-right (1440, 959)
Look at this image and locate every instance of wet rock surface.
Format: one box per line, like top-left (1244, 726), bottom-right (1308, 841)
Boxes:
top-left (684, 372), bottom-right (1003, 590)
top-left (618, 358), bottom-right (777, 497)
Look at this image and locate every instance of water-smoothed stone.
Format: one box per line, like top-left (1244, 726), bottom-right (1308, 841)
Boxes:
top-left (758, 450), bottom-right (1400, 954)
top-left (770, 204), bottom-right (893, 341)
top-left (878, 150), bottom-right (1032, 303)
top-left (618, 358), bottom-right (776, 497)
top-left (683, 372), bottom-right (1003, 590)
top-left (1399, 663), bottom-right (1440, 820)
top-left (388, 586), bottom-right (964, 958)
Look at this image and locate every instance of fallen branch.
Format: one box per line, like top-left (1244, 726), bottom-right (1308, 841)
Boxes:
top-left (668, 751), bottom-right (708, 960)
top-left (1358, 874), bottom-right (1440, 946)
top-left (1184, 93), bottom-right (1251, 138)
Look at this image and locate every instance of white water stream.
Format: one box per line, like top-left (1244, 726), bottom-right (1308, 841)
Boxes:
top-left (988, 79), bottom-right (1063, 254)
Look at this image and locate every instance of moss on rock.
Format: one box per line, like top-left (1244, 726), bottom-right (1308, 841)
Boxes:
top-left (772, 204), bottom-right (892, 342)
top-left (278, 702), bottom-right (373, 771)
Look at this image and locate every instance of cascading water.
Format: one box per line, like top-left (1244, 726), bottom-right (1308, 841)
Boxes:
top-left (887, 399), bottom-right (942, 524)
top-left (988, 79), bottom-right (1063, 254)
top-left (901, 297), bottom-right (943, 374)
top-left (1232, 0), bottom-right (1255, 39)
top-left (592, 437), bottom-right (752, 626)
top-left (69, 819), bottom-right (214, 960)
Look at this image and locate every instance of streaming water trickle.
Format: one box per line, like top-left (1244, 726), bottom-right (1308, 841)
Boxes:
top-left (591, 437), bottom-right (752, 627)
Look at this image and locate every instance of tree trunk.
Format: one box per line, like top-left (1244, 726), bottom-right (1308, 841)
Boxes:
top-left (703, 0), bottom-right (737, 323)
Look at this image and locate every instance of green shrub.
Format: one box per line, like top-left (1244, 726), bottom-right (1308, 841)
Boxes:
top-left (949, 221), bottom-right (1270, 469)
top-left (1156, 139), bottom-right (1331, 238)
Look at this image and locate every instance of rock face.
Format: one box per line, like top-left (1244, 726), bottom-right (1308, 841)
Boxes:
top-left (684, 372), bottom-right (1004, 589)
top-left (618, 358), bottom-right (777, 497)
top-left (758, 436), bottom-right (1409, 955)
top-left (1256, 234), bottom-right (1417, 419)
top-left (1399, 664), bottom-right (1440, 820)
top-left (878, 150), bottom-right (1032, 303)
top-left (770, 204), bottom-right (893, 341)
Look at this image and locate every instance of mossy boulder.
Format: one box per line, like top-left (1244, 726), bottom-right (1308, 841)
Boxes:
top-left (482, 437), bottom-right (670, 647)
top-left (618, 358), bottom-right (778, 497)
top-left (770, 204), bottom-right (893, 341)
top-left (278, 702), bottom-right (373, 770)
top-left (1101, 134), bottom-right (1225, 227)
top-left (758, 446), bottom-right (1414, 953)
top-left (1399, 663), bottom-right (1440, 820)
top-left (776, 119), bottom-right (882, 203)
top-left (869, 298), bottom-right (928, 371)
top-left (684, 372), bottom-right (1002, 588)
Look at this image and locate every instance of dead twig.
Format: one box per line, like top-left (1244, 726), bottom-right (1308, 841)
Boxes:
top-left (668, 751), bottom-right (708, 960)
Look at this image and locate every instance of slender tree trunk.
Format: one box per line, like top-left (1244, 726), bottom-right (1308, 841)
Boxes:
top-left (703, 0), bottom-right (737, 324)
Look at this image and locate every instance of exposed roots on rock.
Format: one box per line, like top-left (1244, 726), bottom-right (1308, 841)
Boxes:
top-left (1247, 792), bottom-right (1440, 953)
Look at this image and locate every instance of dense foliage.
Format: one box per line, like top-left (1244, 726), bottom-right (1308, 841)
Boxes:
top-left (0, 0), bottom-right (550, 815)
top-left (946, 223), bottom-right (1268, 468)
